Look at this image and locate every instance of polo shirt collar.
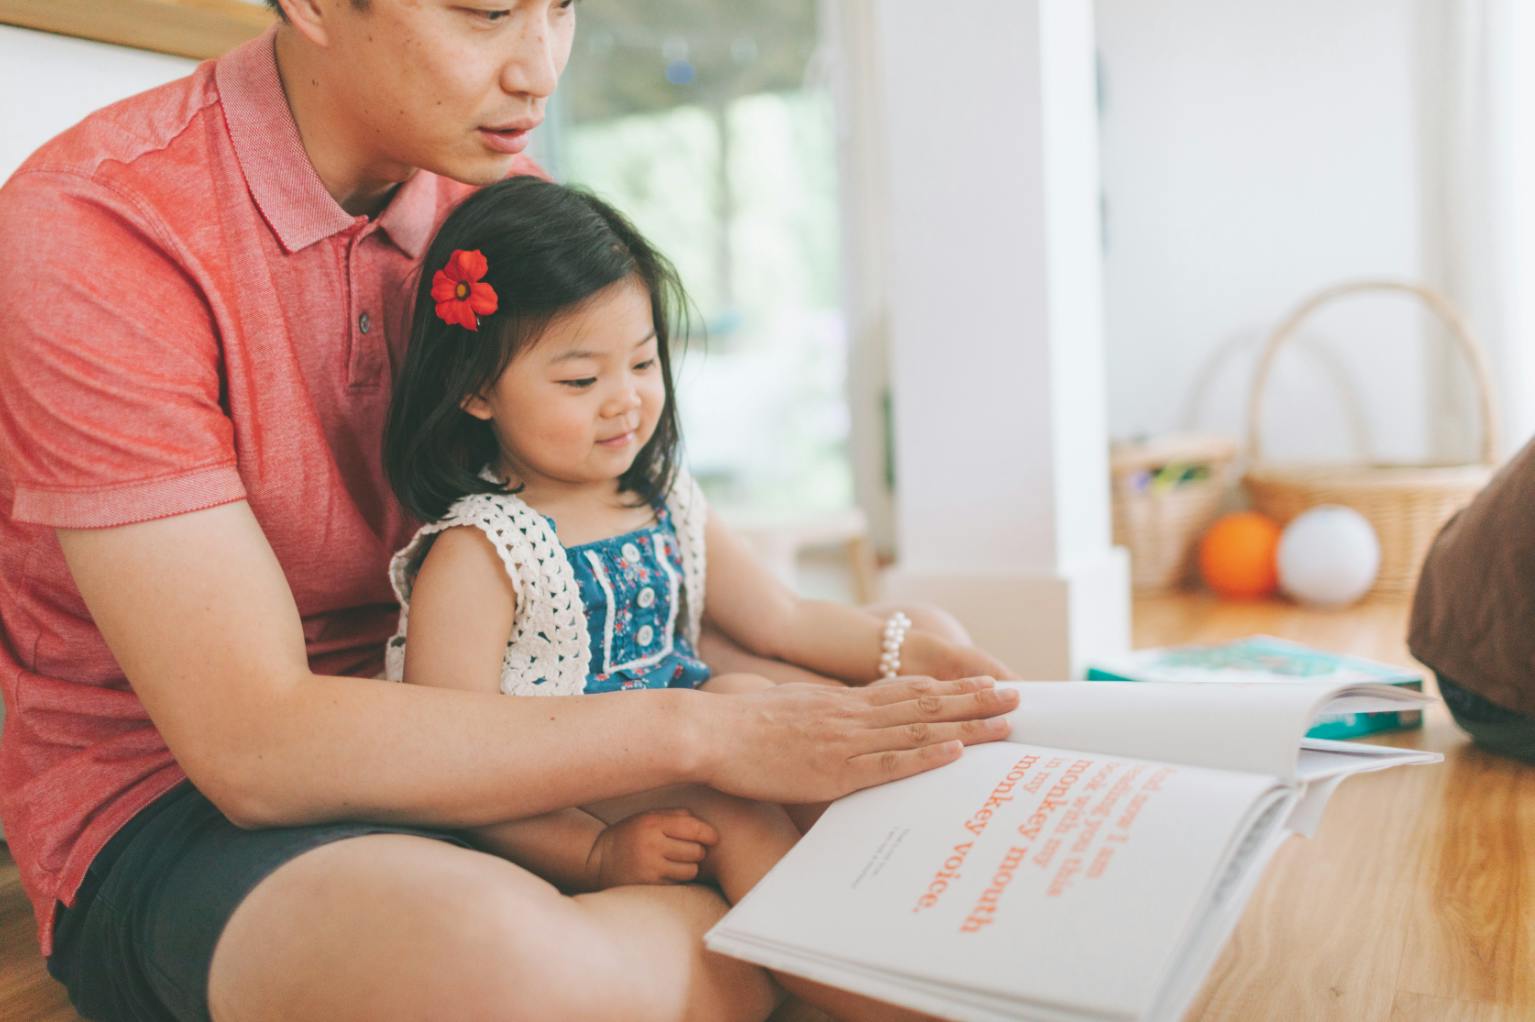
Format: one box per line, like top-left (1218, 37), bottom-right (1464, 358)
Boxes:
top-left (215, 28), bottom-right (436, 259)
top-left (374, 170), bottom-right (437, 259)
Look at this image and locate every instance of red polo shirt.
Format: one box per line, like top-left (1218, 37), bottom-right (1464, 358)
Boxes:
top-left (0, 30), bottom-right (537, 954)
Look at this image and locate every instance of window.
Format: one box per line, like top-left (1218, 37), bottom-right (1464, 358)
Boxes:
top-left (542, 2), bottom-right (851, 512)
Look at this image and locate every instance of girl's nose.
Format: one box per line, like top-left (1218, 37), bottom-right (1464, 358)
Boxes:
top-left (602, 379), bottom-right (642, 417)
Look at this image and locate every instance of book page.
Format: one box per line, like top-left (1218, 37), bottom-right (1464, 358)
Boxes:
top-left (1001, 681), bottom-right (1430, 780)
top-left (708, 743), bottom-right (1285, 1021)
top-left (1285, 740), bottom-right (1441, 835)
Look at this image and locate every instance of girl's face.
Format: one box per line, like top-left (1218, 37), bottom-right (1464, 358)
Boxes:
top-left (464, 276), bottom-right (666, 494)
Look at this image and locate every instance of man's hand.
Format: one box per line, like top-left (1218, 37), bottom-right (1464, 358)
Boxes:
top-left (587, 809), bottom-right (720, 888)
top-left (695, 677), bottom-right (1020, 805)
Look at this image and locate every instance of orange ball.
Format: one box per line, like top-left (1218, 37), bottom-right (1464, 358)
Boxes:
top-left (1198, 511), bottom-right (1281, 599)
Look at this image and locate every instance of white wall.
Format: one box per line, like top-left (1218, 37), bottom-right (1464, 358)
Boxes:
top-left (871, 0), bottom-right (1128, 677)
top-left (1096, 0), bottom-right (1436, 467)
top-left (0, 25), bottom-right (196, 183)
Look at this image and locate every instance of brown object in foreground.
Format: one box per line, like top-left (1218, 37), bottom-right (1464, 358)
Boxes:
top-left (3, 592), bottom-right (1531, 1021)
top-left (1409, 432), bottom-right (1535, 720)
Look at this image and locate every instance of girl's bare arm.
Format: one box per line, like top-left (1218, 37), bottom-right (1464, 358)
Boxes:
top-left (701, 510), bottom-right (1014, 685)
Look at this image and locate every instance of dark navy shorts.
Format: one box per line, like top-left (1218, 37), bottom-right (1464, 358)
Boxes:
top-left (47, 781), bottom-right (468, 1022)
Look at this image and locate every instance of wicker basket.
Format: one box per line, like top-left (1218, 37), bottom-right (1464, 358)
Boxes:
top-left (1243, 279), bottom-right (1501, 598)
top-left (1111, 434), bottom-right (1238, 591)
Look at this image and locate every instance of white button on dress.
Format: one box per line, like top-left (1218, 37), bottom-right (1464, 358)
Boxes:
top-left (622, 542), bottom-right (641, 563)
top-left (636, 625), bottom-right (655, 647)
top-left (637, 587), bottom-right (656, 608)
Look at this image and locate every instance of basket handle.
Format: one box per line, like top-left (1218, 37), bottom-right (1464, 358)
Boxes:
top-left (1246, 279), bottom-right (1501, 467)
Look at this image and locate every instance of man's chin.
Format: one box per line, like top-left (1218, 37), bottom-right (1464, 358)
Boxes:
top-left (431, 152), bottom-right (528, 187)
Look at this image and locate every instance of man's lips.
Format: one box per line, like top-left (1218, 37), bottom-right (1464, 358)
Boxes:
top-left (478, 121), bottom-right (538, 154)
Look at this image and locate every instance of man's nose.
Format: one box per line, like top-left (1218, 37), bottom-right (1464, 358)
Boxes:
top-left (500, 17), bottom-right (560, 100)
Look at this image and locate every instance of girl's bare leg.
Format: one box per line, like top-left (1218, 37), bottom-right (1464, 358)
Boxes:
top-left (589, 785), bottom-right (938, 1022)
top-left (207, 833), bottom-right (778, 1022)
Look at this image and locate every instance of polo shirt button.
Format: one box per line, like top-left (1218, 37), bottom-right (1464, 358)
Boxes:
top-left (637, 587), bottom-right (656, 608)
top-left (636, 625), bottom-right (655, 647)
top-left (358, 312), bottom-right (371, 334)
top-left (621, 542), bottom-right (641, 563)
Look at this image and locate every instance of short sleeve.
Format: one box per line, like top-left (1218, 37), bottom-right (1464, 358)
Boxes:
top-left (0, 170), bottom-right (245, 528)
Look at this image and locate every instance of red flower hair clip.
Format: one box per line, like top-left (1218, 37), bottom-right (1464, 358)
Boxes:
top-left (431, 249), bottom-right (499, 331)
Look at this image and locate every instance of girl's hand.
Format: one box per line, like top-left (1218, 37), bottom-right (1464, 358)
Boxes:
top-left (899, 631), bottom-right (1018, 682)
top-left (588, 808), bottom-right (720, 888)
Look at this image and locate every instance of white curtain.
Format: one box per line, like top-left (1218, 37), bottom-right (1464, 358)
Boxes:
top-left (819, 0), bottom-right (897, 554)
top-left (1420, 0), bottom-right (1535, 460)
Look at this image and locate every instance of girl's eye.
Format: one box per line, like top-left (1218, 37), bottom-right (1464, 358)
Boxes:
top-left (560, 377), bottom-right (597, 390)
top-left (471, 8), bottom-right (511, 23)
top-left (633, 358), bottom-right (657, 372)
top-left (557, 0), bottom-right (579, 10)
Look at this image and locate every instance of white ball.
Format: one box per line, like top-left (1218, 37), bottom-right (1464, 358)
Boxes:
top-left (1277, 506), bottom-right (1381, 607)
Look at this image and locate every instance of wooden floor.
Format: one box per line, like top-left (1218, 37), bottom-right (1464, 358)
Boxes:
top-left (1, 591), bottom-right (1530, 1021)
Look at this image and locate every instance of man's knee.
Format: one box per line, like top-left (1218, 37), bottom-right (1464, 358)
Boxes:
top-left (211, 837), bottom-right (621, 1022)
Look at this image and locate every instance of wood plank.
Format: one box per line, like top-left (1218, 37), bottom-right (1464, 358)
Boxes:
top-left (1390, 990), bottom-right (1517, 1022)
top-left (0, 846), bottom-right (80, 1021)
top-left (1396, 744), bottom-right (1535, 1007)
top-left (0, 0), bottom-right (271, 61)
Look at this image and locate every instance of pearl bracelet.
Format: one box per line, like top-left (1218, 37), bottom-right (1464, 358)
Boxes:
top-left (878, 610), bottom-right (912, 679)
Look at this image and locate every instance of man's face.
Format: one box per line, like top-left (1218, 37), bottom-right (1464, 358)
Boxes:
top-left (317, 0), bottom-right (576, 185)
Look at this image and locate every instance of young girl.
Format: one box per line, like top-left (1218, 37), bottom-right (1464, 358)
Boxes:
top-left (382, 177), bottom-right (1010, 1020)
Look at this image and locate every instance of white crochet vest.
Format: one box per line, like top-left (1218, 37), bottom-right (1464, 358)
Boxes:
top-left (385, 470), bottom-right (708, 696)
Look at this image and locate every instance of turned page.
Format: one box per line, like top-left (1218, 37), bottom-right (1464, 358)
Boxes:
top-left (999, 681), bottom-right (1432, 780)
top-left (708, 741), bottom-right (1291, 1021)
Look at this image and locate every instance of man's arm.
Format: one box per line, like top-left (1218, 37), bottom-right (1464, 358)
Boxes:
top-left (59, 502), bottom-right (1019, 829)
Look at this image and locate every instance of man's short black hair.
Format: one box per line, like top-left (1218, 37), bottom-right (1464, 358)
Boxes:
top-left (265, 0), bottom-right (370, 21)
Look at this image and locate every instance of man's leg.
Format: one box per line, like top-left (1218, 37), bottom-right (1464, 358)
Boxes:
top-left (208, 833), bottom-right (779, 1022)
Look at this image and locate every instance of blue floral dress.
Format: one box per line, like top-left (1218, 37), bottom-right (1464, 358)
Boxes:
top-left (557, 507), bottom-right (711, 694)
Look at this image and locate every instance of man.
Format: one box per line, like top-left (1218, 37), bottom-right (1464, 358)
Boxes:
top-left (0, 2), bottom-right (1018, 1019)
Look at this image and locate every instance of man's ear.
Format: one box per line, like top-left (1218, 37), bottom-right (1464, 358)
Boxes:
top-left (275, 0), bottom-right (333, 47)
top-left (461, 394), bottom-right (496, 421)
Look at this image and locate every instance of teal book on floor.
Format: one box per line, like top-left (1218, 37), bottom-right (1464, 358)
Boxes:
top-left (1085, 635), bottom-right (1424, 739)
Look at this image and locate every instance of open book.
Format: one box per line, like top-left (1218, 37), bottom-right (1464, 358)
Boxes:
top-left (706, 680), bottom-right (1439, 1022)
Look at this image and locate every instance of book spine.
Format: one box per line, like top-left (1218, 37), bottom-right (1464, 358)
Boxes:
top-left (1084, 669), bottom-right (1134, 682)
top-left (1306, 710), bottom-right (1423, 740)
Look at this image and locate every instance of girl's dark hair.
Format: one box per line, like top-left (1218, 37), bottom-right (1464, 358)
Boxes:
top-left (384, 176), bottom-right (691, 523)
